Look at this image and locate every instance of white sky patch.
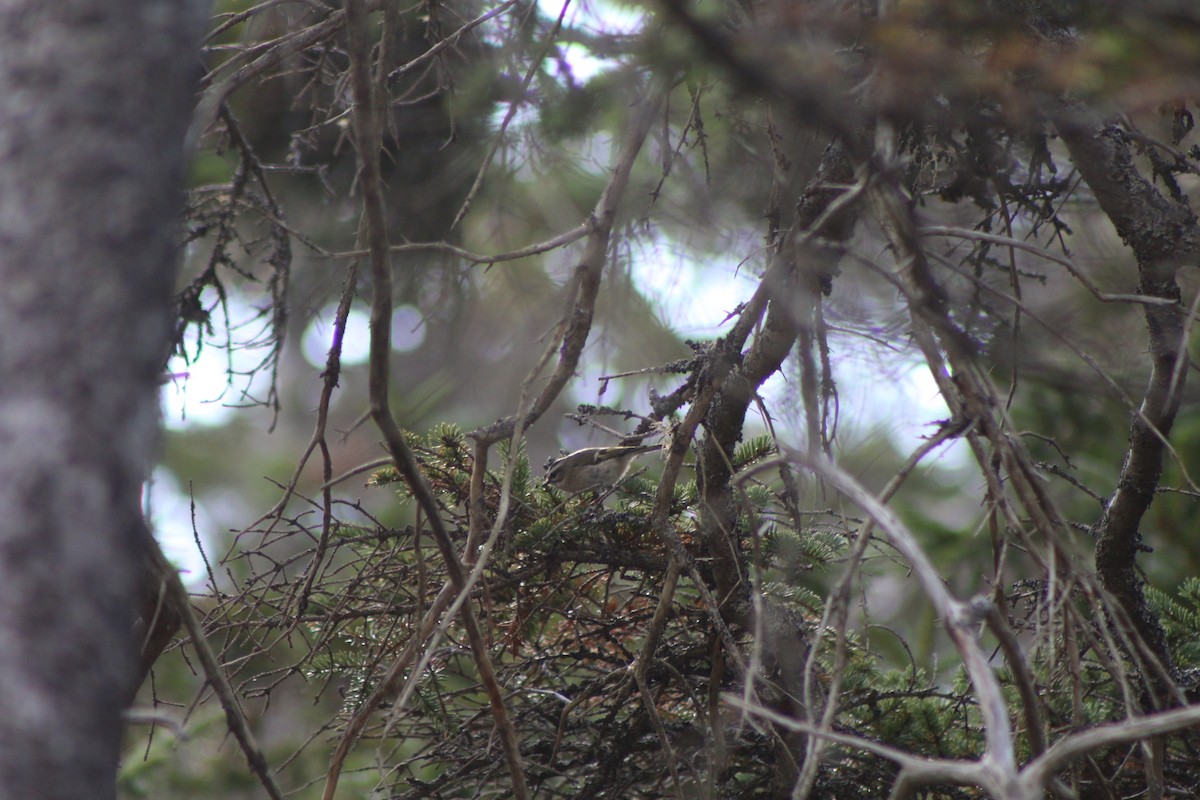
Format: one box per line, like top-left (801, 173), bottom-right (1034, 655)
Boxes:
top-left (557, 42), bottom-right (607, 82)
top-left (300, 304), bottom-right (426, 369)
top-left (628, 245), bottom-right (764, 336)
top-left (163, 293), bottom-right (283, 429)
top-left (160, 294), bottom-right (290, 577)
top-left (628, 242), bottom-right (968, 465)
top-left (163, 348), bottom-right (239, 428)
top-left (539, 0), bottom-right (646, 81)
top-left (568, 0), bottom-right (646, 36)
top-left (145, 468), bottom-right (213, 587)
top-left (163, 304), bottom-right (236, 427)
top-left (301, 307), bottom-right (371, 368)
top-left (391, 304), bottom-right (428, 353)
top-left (827, 355), bottom-right (969, 466)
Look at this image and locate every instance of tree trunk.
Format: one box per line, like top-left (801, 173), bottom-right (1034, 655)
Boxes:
top-left (0, 3), bottom-right (200, 797)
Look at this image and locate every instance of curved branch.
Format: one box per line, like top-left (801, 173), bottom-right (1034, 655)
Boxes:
top-left (792, 450), bottom-right (1022, 793)
top-left (331, 4), bottom-right (528, 798)
top-left (1019, 703), bottom-right (1200, 793)
top-left (1056, 118), bottom-right (1200, 681)
top-left (191, 9), bottom-right (348, 145)
top-left (335, 219), bottom-right (596, 264)
top-left (470, 83), bottom-right (665, 446)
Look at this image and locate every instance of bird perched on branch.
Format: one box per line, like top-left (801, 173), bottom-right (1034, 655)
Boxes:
top-left (544, 443), bottom-right (662, 493)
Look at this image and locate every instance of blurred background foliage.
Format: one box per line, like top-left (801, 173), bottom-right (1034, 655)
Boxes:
top-left (133, 0), bottom-right (1200, 797)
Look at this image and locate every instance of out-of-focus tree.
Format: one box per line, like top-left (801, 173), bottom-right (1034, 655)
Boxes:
top-left (133, 1), bottom-right (1200, 798)
top-left (0, 2), bottom-right (201, 799)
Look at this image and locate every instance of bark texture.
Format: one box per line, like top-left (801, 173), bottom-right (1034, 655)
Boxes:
top-left (0, 2), bottom-right (200, 797)
top-left (1056, 120), bottom-right (1200, 683)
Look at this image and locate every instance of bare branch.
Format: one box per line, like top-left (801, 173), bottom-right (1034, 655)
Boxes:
top-left (1057, 117), bottom-right (1199, 683)
top-left (787, 450), bottom-right (1020, 791)
top-left (336, 3), bottom-right (528, 796)
top-left (1020, 704), bottom-right (1200, 793)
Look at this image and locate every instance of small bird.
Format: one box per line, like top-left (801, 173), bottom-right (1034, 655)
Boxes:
top-left (544, 443), bottom-right (662, 493)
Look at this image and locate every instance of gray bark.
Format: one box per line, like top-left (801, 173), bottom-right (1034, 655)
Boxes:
top-left (1056, 119), bottom-right (1199, 688)
top-left (0, 2), bottom-right (201, 797)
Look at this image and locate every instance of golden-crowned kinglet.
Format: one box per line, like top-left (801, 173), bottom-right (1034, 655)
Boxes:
top-left (544, 444), bottom-right (662, 493)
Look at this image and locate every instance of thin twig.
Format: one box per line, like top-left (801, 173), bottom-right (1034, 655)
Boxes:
top-left (448, 0), bottom-right (566, 230)
top-left (147, 537), bottom-right (288, 800)
top-left (919, 225), bottom-right (1179, 306)
top-left (633, 560), bottom-right (685, 800)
